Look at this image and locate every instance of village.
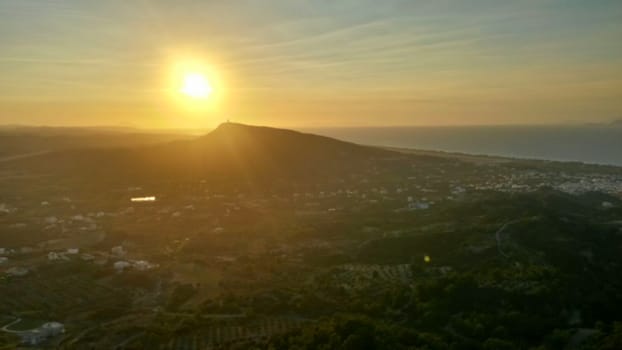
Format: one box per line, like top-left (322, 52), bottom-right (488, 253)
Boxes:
top-left (1, 156), bottom-right (621, 347)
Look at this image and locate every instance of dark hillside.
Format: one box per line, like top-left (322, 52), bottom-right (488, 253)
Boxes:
top-left (4, 123), bottom-right (396, 185)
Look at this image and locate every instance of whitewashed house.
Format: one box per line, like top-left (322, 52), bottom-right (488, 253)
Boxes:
top-left (6, 267), bottom-right (28, 276)
top-left (111, 246), bottom-right (126, 257)
top-left (114, 261), bottom-right (131, 272)
top-left (20, 322), bottom-right (64, 345)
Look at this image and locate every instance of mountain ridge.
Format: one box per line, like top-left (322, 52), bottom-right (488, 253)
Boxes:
top-left (4, 122), bottom-right (397, 185)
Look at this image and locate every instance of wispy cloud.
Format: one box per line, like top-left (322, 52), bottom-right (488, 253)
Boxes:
top-left (1, 0), bottom-right (621, 127)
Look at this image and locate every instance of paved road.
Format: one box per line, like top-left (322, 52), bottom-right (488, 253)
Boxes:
top-left (1, 318), bottom-right (22, 333)
top-left (494, 216), bottom-right (541, 258)
top-left (495, 223), bottom-right (510, 258)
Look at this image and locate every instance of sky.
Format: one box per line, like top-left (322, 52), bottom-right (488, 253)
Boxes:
top-left (1, 0), bottom-right (621, 129)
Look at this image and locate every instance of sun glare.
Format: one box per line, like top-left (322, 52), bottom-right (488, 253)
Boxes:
top-left (180, 72), bottom-right (213, 99)
top-left (168, 59), bottom-right (224, 120)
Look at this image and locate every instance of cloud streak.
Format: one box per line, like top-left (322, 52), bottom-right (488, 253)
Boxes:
top-left (0, 0), bottom-right (621, 127)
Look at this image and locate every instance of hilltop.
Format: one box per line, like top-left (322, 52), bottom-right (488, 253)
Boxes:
top-left (4, 123), bottom-right (398, 185)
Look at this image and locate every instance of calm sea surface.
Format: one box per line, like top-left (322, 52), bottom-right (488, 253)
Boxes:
top-left (305, 125), bottom-right (622, 166)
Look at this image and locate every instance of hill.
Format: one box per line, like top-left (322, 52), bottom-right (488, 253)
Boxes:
top-left (0, 125), bottom-right (191, 160)
top-left (4, 123), bottom-right (396, 185)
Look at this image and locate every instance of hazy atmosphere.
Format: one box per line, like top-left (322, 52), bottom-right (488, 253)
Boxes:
top-left (2, 1), bottom-right (622, 349)
top-left (1, 0), bottom-right (621, 129)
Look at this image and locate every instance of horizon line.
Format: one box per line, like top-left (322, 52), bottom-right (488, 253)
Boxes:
top-left (0, 120), bottom-right (619, 134)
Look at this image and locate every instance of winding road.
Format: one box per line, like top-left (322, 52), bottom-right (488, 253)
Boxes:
top-left (495, 222), bottom-right (510, 258)
top-left (1, 318), bottom-right (22, 333)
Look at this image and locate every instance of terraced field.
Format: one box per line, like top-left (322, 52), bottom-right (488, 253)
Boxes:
top-left (0, 274), bottom-right (118, 314)
top-left (158, 317), bottom-right (307, 350)
top-left (333, 264), bottom-right (413, 291)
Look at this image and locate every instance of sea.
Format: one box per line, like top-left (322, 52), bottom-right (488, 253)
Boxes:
top-left (304, 125), bottom-right (622, 167)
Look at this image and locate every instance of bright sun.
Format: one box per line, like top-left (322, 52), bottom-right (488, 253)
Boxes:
top-left (180, 72), bottom-right (213, 99)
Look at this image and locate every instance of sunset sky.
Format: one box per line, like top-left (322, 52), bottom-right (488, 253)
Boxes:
top-left (1, 0), bottom-right (621, 129)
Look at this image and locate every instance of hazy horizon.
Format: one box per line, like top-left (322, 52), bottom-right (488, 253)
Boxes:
top-left (1, 117), bottom-right (622, 133)
top-left (2, 2), bottom-right (622, 349)
top-left (2, 121), bottom-right (621, 166)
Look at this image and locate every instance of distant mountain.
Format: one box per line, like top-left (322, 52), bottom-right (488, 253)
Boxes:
top-left (0, 126), bottom-right (191, 159)
top-left (5, 123), bottom-right (395, 185)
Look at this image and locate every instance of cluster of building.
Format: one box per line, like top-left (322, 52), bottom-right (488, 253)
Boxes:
top-left (555, 174), bottom-right (622, 195)
top-left (113, 259), bottom-right (159, 272)
top-left (1, 242), bottom-right (159, 280)
top-left (1, 318), bottom-right (64, 346)
top-left (467, 170), bottom-right (622, 197)
top-left (0, 203), bottom-right (17, 214)
top-left (18, 322), bottom-right (65, 346)
top-left (47, 248), bottom-right (82, 261)
top-left (43, 212), bottom-right (102, 232)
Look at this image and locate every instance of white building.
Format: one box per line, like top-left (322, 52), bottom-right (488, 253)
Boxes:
top-left (20, 322), bottom-right (64, 345)
top-left (48, 252), bottom-right (60, 261)
top-left (111, 246), bottom-right (126, 257)
top-left (408, 201), bottom-right (430, 210)
top-left (41, 322), bottom-right (64, 336)
top-left (451, 186), bottom-right (466, 194)
top-left (114, 261), bottom-right (131, 272)
top-left (133, 260), bottom-right (158, 271)
top-left (0, 203), bottom-right (13, 213)
top-left (6, 267), bottom-right (28, 277)
top-left (44, 216), bottom-right (58, 224)
top-left (81, 253), bottom-right (95, 261)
